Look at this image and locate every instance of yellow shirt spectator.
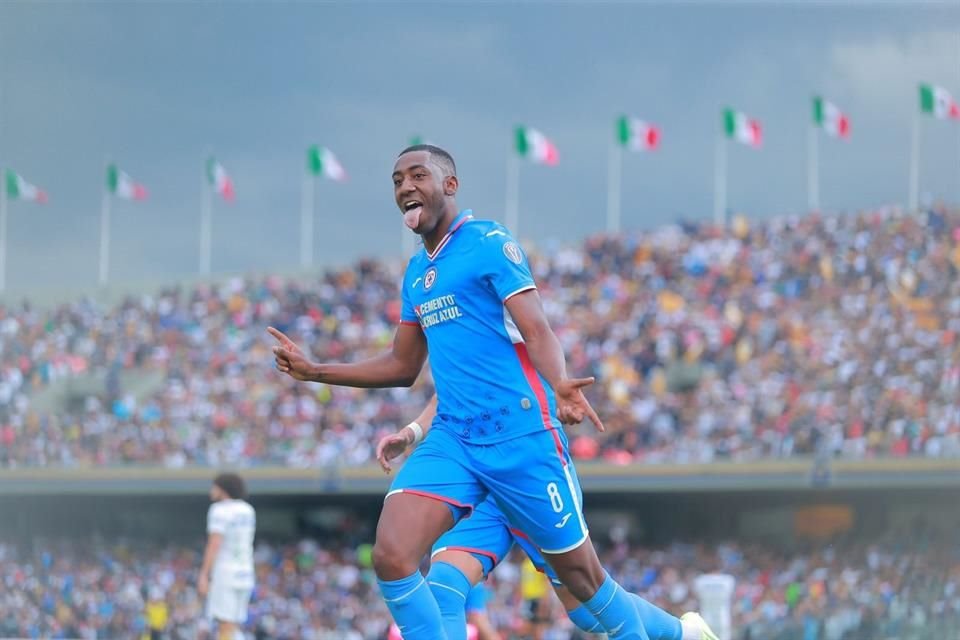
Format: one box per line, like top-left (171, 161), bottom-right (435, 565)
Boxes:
top-left (520, 557), bottom-right (549, 601)
top-left (146, 599), bottom-right (169, 631)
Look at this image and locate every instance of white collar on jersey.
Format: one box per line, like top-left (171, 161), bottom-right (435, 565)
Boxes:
top-left (425, 210), bottom-right (474, 261)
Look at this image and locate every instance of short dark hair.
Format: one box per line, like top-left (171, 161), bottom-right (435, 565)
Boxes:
top-left (398, 144), bottom-right (457, 177)
top-left (213, 472), bottom-right (247, 500)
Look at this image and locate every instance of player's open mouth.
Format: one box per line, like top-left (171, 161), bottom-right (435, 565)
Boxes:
top-left (403, 201), bottom-right (424, 230)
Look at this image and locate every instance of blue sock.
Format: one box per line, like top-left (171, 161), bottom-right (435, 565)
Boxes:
top-left (426, 562), bottom-right (472, 640)
top-left (582, 572), bottom-right (650, 640)
top-left (568, 604), bottom-right (604, 633)
top-left (377, 570), bottom-right (447, 640)
top-left (631, 593), bottom-right (683, 640)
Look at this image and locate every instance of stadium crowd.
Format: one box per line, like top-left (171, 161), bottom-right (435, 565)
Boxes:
top-left (2, 206), bottom-right (960, 468)
top-left (0, 533), bottom-right (957, 640)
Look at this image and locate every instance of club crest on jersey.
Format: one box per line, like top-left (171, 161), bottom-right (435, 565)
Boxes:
top-left (423, 267), bottom-right (438, 290)
top-left (503, 241), bottom-right (524, 265)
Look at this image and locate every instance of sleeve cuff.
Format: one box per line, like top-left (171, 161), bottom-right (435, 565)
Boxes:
top-left (502, 284), bottom-right (537, 302)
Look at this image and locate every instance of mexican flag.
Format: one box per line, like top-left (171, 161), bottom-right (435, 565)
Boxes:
top-left (515, 126), bottom-right (559, 165)
top-left (617, 115), bottom-right (660, 151)
top-left (723, 108), bottom-right (762, 147)
top-left (106, 164), bottom-right (147, 200)
top-left (307, 145), bottom-right (347, 182)
top-left (919, 84), bottom-right (960, 120)
top-left (4, 170), bottom-right (47, 203)
top-left (813, 97), bottom-right (850, 139)
top-left (207, 157), bottom-right (235, 201)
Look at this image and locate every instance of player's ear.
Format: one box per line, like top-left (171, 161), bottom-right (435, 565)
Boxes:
top-left (443, 175), bottom-right (458, 196)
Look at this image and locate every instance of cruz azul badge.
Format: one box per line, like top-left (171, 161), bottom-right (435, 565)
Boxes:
top-left (423, 267), bottom-right (438, 290)
top-left (503, 242), bottom-right (523, 265)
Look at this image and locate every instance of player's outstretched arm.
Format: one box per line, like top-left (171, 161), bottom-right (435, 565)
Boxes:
top-left (268, 324), bottom-right (427, 388)
top-left (504, 290), bottom-right (604, 432)
top-left (376, 394), bottom-right (438, 473)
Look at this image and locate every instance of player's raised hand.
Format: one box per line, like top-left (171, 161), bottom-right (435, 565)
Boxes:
top-left (267, 326), bottom-right (318, 382)
top-left (555, 377), bottom-right (604, 432)
top-left (376, 429), bottom-right (415, 474)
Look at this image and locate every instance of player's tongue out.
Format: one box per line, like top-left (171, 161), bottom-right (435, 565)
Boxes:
top-left (403, 202), bottom-right (424, 230)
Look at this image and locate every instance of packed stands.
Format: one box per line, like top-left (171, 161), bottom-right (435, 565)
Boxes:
top-left (2, 207), bottom-right (959, 469)
top-left (1, 532), bottom-right (956, 640)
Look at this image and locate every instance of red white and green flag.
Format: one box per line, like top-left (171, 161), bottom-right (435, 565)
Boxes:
top-left (515, 126), bottom-right (559, 165)
top-left (617, 115), bottom-right (660, 151)
top-left (919, 84), bottom-right (960, 120)
top-left (207, 157), bottom-right (235, 201)
top-left (813, 97), bottom-right (850, 139)
top-left (106, 164), bottom-right (147, 200)
top-left (4, 170), bottom-right (47, 203)
top-left (723, 108), bottom-right (762, 148)
top-left (307, 145), bottom-right (347, 182)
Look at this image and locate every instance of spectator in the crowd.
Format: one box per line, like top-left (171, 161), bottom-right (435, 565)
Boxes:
top-left (1, 206), bottom-right (959, 468)
top-left (1, 532), bottom-right (958, 640)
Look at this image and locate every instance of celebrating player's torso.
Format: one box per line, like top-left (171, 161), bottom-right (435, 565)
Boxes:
top-left (401, 210), bottom-right (560, 445)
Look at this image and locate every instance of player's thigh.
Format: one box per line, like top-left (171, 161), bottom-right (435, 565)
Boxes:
top-left (510, 529), bottom-right (563, 589)
top-left (475, 428), bottom-right (588, 554)
top-left (387, 426), bottom-right (485, 522)
top-left (432, 497), bottom-right (514, 578)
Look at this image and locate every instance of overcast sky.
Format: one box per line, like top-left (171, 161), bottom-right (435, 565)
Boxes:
top-left (1, 1), bottom-right (958, 294)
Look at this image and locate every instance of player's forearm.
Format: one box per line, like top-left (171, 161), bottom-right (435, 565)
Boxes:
top-left (521, 323), bottom-right (569, 391)
top-left (412, 394), bottom-right (438, 428)
top-left (200, 538), bottom-right (220, 577)
top-left (399, 394), bottom-right (438, 444)
top-left (311, 353), bottom-right (423, 388)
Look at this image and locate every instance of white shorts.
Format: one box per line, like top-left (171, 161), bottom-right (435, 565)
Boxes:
top-left (206, 583), bottom-right (253, 624)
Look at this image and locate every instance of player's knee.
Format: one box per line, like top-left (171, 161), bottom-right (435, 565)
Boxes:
top-left (372, 536), bottom-right (418, 580)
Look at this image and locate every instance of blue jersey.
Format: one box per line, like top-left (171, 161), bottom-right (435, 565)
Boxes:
top-left (401, 210), bottom-right (560, 445)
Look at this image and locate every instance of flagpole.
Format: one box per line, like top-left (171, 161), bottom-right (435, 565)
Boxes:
top-left (505, 154), bottom-right (520, 237)
top-left (300, 170), bottom-right (314, 269)
top-left (200, 167), bottom-right (212, 276)
top-left (714, 135), bottom-right (727, 228)
top-left (606, 143), bottom-right (622, 234)
top-left (808, 125), bottom-right (820, 212)
top-left (909, 113), bottom-right (920, 212)
top-left (98, 182), bottom-right (111, 287)
top-left (0, 173), bottom-right (7, 294)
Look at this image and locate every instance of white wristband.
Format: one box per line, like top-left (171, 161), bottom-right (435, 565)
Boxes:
top-left (406, 422), bottom-right (424, 445)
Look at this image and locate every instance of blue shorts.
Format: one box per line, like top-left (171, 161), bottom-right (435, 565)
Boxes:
top-left (387, 425), bottom-right (589, 554)
top-left (432, 496), bottom-right (562, 585)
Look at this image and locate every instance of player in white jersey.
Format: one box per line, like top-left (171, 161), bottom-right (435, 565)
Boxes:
top-left (198, 473), bottom-right (256, 640)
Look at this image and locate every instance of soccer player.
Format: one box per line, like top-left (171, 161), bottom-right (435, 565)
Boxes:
top-left (198, 473), bottom-right (256, 640)
top-left (376, 397), bottom-right (719, 640)
top-left (270, 144), bottom-right (673, 639)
